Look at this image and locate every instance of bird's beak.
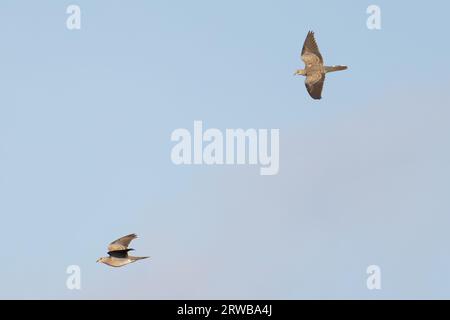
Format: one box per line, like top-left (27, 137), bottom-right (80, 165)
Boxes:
top-left (293, 71), bottom-right (298, 76)
top-left (96, 259), bottom-right (100, 263)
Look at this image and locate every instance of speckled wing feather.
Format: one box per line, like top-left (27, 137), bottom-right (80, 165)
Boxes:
top-left (108, 233), bottom-right (137, 252)
top-left (305, 72), bottom-right (325, 100)
top-left (301, 31), bottom-right (323, 65)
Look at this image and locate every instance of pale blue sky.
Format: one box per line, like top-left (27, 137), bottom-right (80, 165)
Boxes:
top-left (1, 1), bottom-right (449, 299)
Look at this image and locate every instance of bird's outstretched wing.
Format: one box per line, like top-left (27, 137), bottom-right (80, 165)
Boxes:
top-left (301, 31), bottom-right (323, 66)
top-left (305, 72), bottom-right (325, 100)
top-left (108, 249), bottom-right (134, 258)
top-left (108, 233), bottom-right (137, 252)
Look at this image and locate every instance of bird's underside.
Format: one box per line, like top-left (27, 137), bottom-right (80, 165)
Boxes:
top-left (101, 256), bottom-right (143, 268)
top-left (297, 31), bottom-right (347, 100)
top-left (98, 233), bottom-right (149, 267)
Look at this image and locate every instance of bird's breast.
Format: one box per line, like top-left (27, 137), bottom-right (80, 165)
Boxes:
top-left (306, 65), bottom-right (324, 75)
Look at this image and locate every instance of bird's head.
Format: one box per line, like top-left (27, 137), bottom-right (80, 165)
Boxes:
top-left (294, 69), bottom-right (306, 76)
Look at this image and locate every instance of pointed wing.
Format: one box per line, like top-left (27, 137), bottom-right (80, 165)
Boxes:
top-left (305, 72), bottom-right (325, 100)
top-left (108, 233), bottom-right (137, 252)
top-left (108, 249), bottom-right (133, 258)
top-left (301, 31), bottom-right (323, 65)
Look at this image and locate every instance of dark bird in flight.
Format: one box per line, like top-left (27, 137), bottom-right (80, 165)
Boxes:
top-left (97, 233), bottom-right (149, 267)
top-left (294, 31), bottom-right (347, 99)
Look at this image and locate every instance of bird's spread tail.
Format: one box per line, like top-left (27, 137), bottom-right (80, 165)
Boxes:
top-left (324, 65), bottom-right (347, 73)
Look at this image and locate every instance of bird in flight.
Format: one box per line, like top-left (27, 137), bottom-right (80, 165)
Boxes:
top-left (97, 233), bottom-right (149, 267)
top-left (294, 31), bottom-right (347, 100)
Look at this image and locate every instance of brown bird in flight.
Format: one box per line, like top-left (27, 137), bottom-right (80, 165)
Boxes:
top-left (97, 233), bottom-right (149, 267)
top-left (294, 31), bottom-right (347, 99)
